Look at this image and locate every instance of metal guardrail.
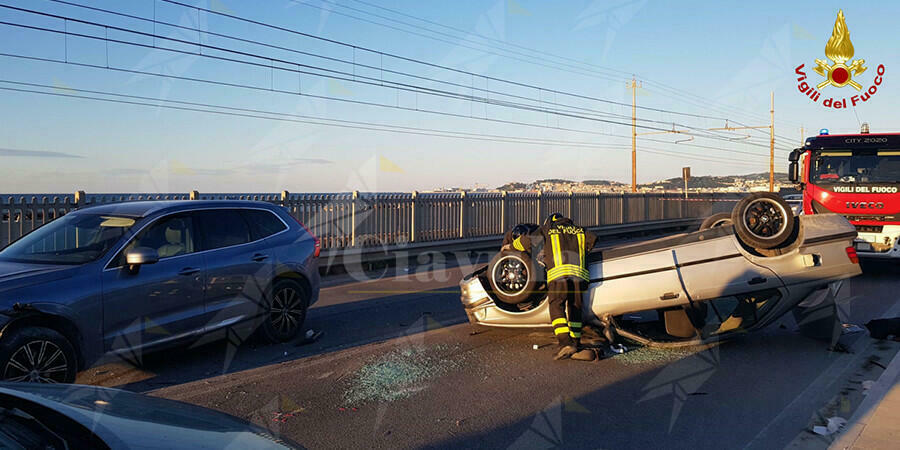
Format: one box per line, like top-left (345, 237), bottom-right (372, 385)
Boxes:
top-left (1, 191), bottom-right (743, 250)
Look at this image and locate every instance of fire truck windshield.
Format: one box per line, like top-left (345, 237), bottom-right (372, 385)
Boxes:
top-left (812, 150), bottom-right (900, 184)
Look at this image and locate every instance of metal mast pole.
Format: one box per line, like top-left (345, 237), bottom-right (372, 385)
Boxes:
top-left (631, 77), bottom-right (637, 193)
top-left (769, 92), bottom-right (775, 192)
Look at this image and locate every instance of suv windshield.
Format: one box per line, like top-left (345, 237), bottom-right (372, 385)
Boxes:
top-left (812, 150), bottom-right (900, 183)
top-left (0, 214), bottom-right (136, 265)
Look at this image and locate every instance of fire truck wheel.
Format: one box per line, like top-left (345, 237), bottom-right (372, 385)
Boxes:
top-left (731, 193), bottom-right (796, 250)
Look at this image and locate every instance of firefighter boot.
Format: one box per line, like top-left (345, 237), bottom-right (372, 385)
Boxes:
top-left (554, 345), bottom-right (578, 360)
top-left (571, 348), bottom-right (597, 361)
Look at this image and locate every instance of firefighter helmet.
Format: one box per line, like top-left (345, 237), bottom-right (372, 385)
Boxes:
top-left (545, 213), bottom-right (565, 225)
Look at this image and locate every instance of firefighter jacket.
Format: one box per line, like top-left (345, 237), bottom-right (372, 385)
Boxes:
top-left (511, 218), bottom-right (597, 282)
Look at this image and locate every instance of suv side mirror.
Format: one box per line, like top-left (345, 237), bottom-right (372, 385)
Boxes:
top-left (788, 162), bottom-right (799, 183)
top-left (126, 247), bottom-right (159, 271)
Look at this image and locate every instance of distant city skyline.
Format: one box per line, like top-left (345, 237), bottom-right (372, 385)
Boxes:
top-left (2, 1), bottom-right (898, 193)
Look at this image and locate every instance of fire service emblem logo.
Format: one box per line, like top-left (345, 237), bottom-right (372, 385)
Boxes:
top-left (795, 10), bottom-right (885, 109)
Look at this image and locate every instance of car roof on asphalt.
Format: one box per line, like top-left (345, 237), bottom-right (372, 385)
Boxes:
top-left (70, 200), bottom-right (280, 218)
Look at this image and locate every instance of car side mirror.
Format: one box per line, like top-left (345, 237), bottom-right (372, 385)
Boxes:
top-left (125, 247), bottom-right (159, 272)
top-left (788, 162), bottom-right (799, 183)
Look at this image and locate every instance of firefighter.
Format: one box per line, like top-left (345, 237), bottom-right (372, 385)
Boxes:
top-left (512, 213), bottom-right (598, 361)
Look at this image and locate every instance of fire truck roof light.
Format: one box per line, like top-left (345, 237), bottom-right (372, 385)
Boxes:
top-left (819, 128), bottom-right (829, 135)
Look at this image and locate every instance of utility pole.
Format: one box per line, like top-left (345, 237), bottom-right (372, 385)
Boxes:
top-left (769, 91), bottom-right (775, 192)
top-left (800, 126), bottom-right (805, 145)
top-left (631, 77), bottom-right (637, 193)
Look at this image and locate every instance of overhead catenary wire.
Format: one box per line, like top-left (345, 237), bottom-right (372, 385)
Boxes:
top-left (41, 0), bottom-right (694, 129)
top-left (42, 0), bottom-right (783, 147)
top-left (287, 0), bottom-right (806, 134)
top-left (0, 81), bottom-right (769, 168)
top-left (156, 0), bottom-right (790, 129)
top-left (0, 50), bottom-right (784, 162)
top-left (4, 3), bottom-right (792, 156)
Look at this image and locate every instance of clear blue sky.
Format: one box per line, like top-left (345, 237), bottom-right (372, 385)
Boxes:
top-left (1, 0), bottom-right (898, 193)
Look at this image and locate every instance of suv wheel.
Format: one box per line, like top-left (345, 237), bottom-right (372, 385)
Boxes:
top-left (0, 327), bottom-right (78, 383)
top-left (261, 279), bottom-right (309, 343)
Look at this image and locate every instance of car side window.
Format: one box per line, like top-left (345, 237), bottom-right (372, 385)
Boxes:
top-left (195, 209), bottom-right (251, 251)
top-left (240, 209), bottom-right (287, 241)
top-left (115, 214), bottom-right (195, 266)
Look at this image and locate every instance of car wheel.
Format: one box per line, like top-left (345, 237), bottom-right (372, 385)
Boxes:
top-left (261, 279), bottom-right (309, 343)
top-left (0, 327), bottom-right (78, 383)
top-left (731, 192), bottom-right (796, 250)
top-left (487, 249), bottom-right (540, 304)
top-left (699, 213), bottom-right (733, 230)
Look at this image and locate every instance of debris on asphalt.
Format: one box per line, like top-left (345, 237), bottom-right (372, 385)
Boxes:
top-left (811, 417), bottom-right (847, 436)
top-left (343, 344), bottom-right (463, 404)
top-left (272, 408), bottom-right (304, 423)
top-left (296, 329), bottom-right (324, 346)
top-left (612, 346), bottom-right (704, 364)
top-left (609, 343), bottom-right (627, 354)
top-left (861, 380), bottom-right (876, 396)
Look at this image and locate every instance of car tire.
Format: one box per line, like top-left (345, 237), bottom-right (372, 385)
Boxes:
top-left (260, 279), bottom-right (309, 343)
top-left (731, 192), bottom-right (796, 250)
top-left (699, 213), bottom-right (733, 230)
top-left (0, 326), bottom-right (78, 383)
top-left (487, 249), bottom-right (540, 304)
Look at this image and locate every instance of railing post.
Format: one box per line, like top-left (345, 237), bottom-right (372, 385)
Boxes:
top-left (643, 193), bottom-right (650, 221)
top-left (74, 190), bottom-right (85, 208)
top-left (459, 191), bottom-right (467, 238)
top-left (190, 190), bottom-right (199, 200)
top-left (410, 190), bottom-right (418, 242)
top-left (536, 190), bottom-right (543, 223)
top-left (568, 191), bottom-right (574, 220)
top-left (351, 190), bottom-right (358, 247)
top-left (501, 190), bottom-right (508, 233)
top-left (621, 192), bottom-right (627, 223)
top-left (595, 191), bottom-right (601, 226)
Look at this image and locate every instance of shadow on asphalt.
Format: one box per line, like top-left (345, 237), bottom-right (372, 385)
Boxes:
top-left (95, 286), bottom-right (470, 393)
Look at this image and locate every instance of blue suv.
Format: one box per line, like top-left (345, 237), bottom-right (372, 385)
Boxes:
top-left (0, 201), bottom-right (320, 383)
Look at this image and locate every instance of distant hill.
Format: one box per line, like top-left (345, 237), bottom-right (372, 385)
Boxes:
top-left (496, 172), bottom-right (788, 191)
top-left (646, 172), bottom-right (789, 189)
top-left (496, 182), bottom-right (528, 191)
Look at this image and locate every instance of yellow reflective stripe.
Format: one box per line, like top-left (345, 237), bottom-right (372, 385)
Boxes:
top-left (570, 331), bottom-right (582, 338)
top-left (550, 234), bottom-right (562, 267)
top-left (512, 237), bottom-right (525, 251)
top-left (577, 232), bottom-right (585, 267)
top-left (552, 317), bottom-right (568, 326)
top-left (554, 326), bottom-right (570, 335)
top-left (568, 322), bottom-right (582, 328)
top-left (547, 264), bottom-right (590, 281)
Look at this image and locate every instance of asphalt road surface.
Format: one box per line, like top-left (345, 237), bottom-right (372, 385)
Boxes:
top-left (74, 255), bottom-right (900, 450)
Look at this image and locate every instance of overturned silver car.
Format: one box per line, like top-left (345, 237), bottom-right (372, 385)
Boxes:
top-left (459, 193), bottom-right (862, 345)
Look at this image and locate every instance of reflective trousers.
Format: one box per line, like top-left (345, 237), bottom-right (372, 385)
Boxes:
top-left (547, 277), bottom-right (586, 347)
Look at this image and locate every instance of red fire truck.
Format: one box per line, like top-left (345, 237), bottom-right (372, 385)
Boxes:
top-left (789, 125), bottom-right (900, 258)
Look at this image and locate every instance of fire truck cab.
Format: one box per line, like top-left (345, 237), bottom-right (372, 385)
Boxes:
top-left (789, 125), bottom-right (900, 259)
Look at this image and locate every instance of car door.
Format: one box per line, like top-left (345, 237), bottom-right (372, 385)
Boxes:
top-left (673, 232), bottom-right (782, 301)
top-left (585, 245), bottom-right (690, 317)
top-left (194, 209), bottom-right (275, 333)
top-left (101, 213), bottom-right (207, 356)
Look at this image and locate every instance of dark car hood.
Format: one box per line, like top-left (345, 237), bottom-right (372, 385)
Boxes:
top-left (0, 260), bottom-right (80, 295)
top-left (0, 383), bottom-right (300, 449)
